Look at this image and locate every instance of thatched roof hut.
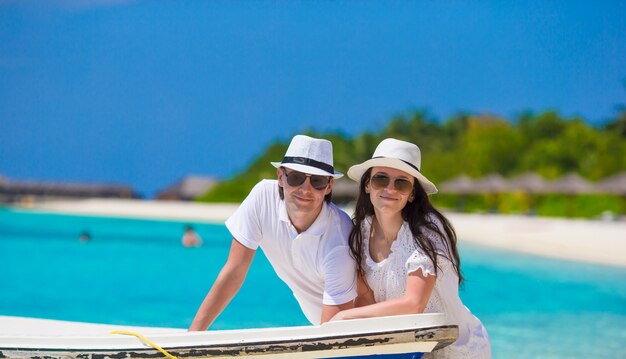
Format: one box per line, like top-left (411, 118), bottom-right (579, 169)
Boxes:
top-left (331, 178), bottom-right (359, 204)
top-left (439, 175), bottom-right (475, 194)
top-left (472, 173), bottom-right (508, 194)
top-left (598, 172), bottom-right (626, 195)
top-left (507, 172), bottom-right (550, 193)
top-left (548, 173), bottom-right (597, 194)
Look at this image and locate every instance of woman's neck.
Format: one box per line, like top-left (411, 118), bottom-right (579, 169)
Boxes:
top-left (372, 210), bottom-right (404, 243)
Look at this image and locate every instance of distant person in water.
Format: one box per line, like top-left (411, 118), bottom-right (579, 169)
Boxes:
top-left (79, 231), bottom-right (91, 243)
top-left (331, 139), bottom-right (490, 358)
top-left (189, 135), bottom-right (356, 331)
top-left (182, 225), bottom-right (203, 247)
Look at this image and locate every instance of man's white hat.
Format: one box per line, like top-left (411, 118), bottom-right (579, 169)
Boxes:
top-left (347, 138), bottom-right (438, 194)
top-left (271, 135), bottom-right (343, 178)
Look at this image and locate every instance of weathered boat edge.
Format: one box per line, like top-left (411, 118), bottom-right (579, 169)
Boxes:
top-left (0, 314), bottom-right (459, 358)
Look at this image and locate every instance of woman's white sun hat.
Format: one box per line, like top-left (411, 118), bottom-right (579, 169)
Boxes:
top-left (347, 138), bottom-right (438, 194)
top-left (271, 135), bottom-right (343, 178)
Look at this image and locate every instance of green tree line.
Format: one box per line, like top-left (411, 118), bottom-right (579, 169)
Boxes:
top-left (197, 109), bottom-right (626, 216)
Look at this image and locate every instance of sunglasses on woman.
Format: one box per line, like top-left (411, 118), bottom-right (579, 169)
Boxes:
top-left (370, 173), bottom-right (414, 194)
top-left (282, 168), bottom-right (331, 190)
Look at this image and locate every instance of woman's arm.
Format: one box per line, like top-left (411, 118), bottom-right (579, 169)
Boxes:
top-left (330, 268), bottom-right (436, 321)
top-left (354, 274), bottom-right (376, 308)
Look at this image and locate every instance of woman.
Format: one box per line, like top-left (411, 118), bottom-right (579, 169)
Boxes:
top-left (332, 138), bottom-right (490, 358)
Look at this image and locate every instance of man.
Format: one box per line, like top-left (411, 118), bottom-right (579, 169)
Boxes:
top-left (189, 135), bottom-right (356, 330)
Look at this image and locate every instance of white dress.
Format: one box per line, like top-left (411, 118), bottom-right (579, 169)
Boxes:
top-left (362, 216), bottom-right (491, 359)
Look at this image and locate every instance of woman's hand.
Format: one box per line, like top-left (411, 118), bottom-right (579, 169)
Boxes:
top-left (329, 310), bottom-right (348, 322)
top-left (327, 268), bottom-right (436, 322)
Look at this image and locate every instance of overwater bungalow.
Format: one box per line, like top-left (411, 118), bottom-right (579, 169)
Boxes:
top-left (0, 178), bottom-right (140, 203)
top-left (155, 175), bottom-right (218, 201)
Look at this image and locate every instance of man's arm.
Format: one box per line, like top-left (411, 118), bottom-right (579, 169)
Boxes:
top-left (329, 269), bottom-right (436, 321)
top-left (319, 244), bottom-right (358, 324)
top-left (320, 301), bottom-right (354, 324)
top-left (188, 239), bottom-right (255, 331)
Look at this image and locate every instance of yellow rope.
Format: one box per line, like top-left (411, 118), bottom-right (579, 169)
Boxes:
top-left (109, 330), bottom-right (178, 359)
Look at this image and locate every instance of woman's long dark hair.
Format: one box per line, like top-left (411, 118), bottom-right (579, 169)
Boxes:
top-left (349, 168), bottom-right (463, 285)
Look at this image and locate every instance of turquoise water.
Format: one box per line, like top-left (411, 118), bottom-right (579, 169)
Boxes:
top-left (1, 208), bottom-right (625, 358)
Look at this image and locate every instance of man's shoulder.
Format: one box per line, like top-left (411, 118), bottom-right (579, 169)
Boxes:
top-left (325, 203), bottom-right (353, 233)
top-left (226, 179), bottom-right (280, 235)
top-left (255, 179), bottom-right (279, 190)
top-left (248, 179), bottom-right (279, 200)
top-left (234, 180), bottom-right (280, 217)
top-left (326, 203), bottom-right (351, 221)
top-left (319, 204), bottom-right (354, 262)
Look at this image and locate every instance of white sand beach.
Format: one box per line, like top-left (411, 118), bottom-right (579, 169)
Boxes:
top-left (446, 213), bottom-right (626, 268)
top-left (13, 198), bottom-right (626, 268)
top-left (18, 198), bottom-right (240, 223)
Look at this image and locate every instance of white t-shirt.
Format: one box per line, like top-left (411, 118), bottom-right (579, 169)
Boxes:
top-left (225, 180), bottom-right (357, 325)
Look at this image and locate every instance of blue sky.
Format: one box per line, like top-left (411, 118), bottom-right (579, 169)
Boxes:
top-left (1, 1), bottom-right (625, 197)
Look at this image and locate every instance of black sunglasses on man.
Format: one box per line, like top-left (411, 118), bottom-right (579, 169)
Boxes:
top-left (282, 168), bottom-right (331, 190)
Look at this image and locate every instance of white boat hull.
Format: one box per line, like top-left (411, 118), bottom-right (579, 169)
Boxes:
top-left (0, 314), bottom-right (458, 358)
